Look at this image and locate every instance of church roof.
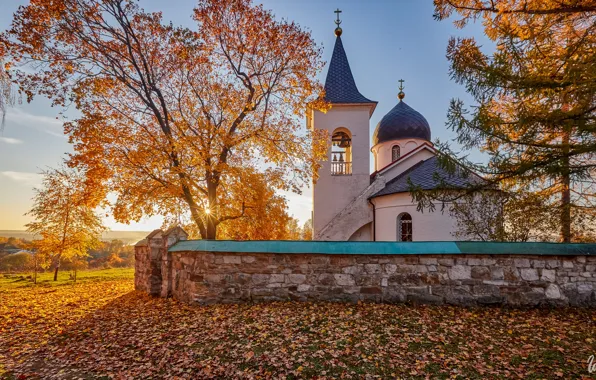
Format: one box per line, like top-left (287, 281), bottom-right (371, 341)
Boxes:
top-left (324, 36), bottom-right (376, 104)
top-left (373, 101), bottom-right (431, 145)
top-left (370, 156), bottom-right (486, 198)
top-left (146, 229), bottom-right (163, 239)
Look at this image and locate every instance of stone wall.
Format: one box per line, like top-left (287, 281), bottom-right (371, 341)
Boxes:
top-left (134, 227), bottom-right (188, 296)
top-left (134, 233), bottom-right (596, 307)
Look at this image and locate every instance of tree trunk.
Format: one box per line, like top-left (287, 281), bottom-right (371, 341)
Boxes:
top-left (206, 219), bottom-right (216, 239)
top-left (560, 174), bottom-right (571, 243)
top-left (53, 263), bottom-right (60, 281)
top-left (180, 180), bottom-right (208, 239)
top-left (182, 173), bottom-right (218, 239)
top-left (560, 131), bottom-right (571, 243)
top-left (206, 179), bottom-right (218, 240)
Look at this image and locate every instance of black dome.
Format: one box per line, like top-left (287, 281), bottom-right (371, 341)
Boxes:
top-left (373, 101), bottom-right (431, 145)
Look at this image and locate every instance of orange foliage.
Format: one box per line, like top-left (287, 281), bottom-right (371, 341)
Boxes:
top-left (25, 166), bottom-right (105, 276)
top-left (163, 169), bottom-right (308, 240)
top-left (2, 0), bottom-right (328, 239)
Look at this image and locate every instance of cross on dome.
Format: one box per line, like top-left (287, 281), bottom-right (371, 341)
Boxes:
top-left (373, 79), bottom-right (431, 144)
top-left (398, 79), bottom-right (406, 101)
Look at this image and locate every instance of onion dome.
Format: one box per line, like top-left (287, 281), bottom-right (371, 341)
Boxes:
top-left (372, 86), bottom-right (431, 145)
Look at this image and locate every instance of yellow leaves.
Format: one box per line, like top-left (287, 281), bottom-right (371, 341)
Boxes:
top-left (25, 165), bottom-right (105, 267)
top-left (1, 272), bottom-right (133, 377)
top-left (64, 62), bottom-right (74, 74)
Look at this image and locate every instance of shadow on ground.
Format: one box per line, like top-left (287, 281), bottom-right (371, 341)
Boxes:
top-left (4, 283), bottom-right (596, 379)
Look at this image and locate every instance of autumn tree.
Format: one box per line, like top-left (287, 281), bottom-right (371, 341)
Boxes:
top-left (2, 0), bottom-right (327, 240)
top-left (164, 169), bottom-right (303, 240)
top-left (85, 239), bottom-right (134, 268)
top-left (282, 218), bottom-right (303, 241)
top-left (448, 189), bottom-right (563, 241)
top-left (430, 0), bottom-right (596, 242)
top-left (26, 166), bottom-right (105, 281)
top-left (301, 218), bottom-right (313, 240)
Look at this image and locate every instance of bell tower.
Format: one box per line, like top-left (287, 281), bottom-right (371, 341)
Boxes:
top-left (309, 11), bottom-right (377, 239)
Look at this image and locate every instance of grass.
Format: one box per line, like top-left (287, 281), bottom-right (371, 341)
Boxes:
top-left (1, 269), bottom-right (596, 379)
top-left (0, 267), bottom-right (134, 289)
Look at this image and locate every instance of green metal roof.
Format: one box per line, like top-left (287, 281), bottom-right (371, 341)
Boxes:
top-left (169, 240), bottom-right (596, 256)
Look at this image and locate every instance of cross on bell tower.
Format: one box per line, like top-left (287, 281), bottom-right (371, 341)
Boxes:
top-left (334, 8), bottom-right (343, 36)
top-left (311, 8), bottom-right (377, 239)
top-left (334, 8), bottom-right (342, 24)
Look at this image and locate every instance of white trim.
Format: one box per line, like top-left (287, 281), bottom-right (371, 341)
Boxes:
top-left (378, 144), bottom-right (436, 175)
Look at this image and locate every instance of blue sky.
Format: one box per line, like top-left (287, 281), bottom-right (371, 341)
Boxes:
top-left (0, 0), bottom-right (490, 231)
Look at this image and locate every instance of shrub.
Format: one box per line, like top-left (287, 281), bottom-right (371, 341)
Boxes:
top-left (0, 252), bottom-right (33, 272)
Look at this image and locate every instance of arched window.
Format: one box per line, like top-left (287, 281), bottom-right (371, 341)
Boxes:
top-left (331, 129), bottom-right (352, 175)
top-left (391, 145), bottom-right (400, 162)
top-left (397, 213), bottom-right (413, 242)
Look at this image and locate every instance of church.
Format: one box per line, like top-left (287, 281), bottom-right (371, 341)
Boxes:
top-left (309, 16), bottom-right (485, 242)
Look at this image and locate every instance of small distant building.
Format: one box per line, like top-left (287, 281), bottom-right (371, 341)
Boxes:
top-left (309, 18), bottom-right (486, 242)
top-left (10, 250), bottom-right (33, 256)
top-left (0, 243), bottom-right (23, 255)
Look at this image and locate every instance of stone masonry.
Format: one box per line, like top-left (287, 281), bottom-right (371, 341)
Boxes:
top-left (135, 231), bottom-right (596, 307)
top-left (134, 227), bottom-right (188, 297)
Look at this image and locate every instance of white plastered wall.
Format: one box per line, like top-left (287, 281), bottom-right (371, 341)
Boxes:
top-left (312, 104), bottom-right (374, 235)
top-left (371, 192), bottom-right (458, 241)
top-left (371, 138), bottom-right (429, 171)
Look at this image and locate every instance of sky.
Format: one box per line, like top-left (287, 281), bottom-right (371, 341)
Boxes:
top-left (0, 0), bottom-right (490, 231)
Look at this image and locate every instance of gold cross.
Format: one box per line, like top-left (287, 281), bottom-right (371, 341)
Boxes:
top-left (334, 8), bottom-right (342, 26)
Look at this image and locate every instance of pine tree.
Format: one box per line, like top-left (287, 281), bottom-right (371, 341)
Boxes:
top-left (432, 0), bottom-right (596, 242)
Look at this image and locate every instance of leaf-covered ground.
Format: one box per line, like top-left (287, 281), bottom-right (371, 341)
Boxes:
top-left (2, 270), bottom-right (596, 379)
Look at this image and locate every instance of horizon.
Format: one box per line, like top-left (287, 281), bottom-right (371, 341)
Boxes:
top-left (0, 0), bottom-right (490, 231)
top-left (0, 229), bottom-right (151, 245)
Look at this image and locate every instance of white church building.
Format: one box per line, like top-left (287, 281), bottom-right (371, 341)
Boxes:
top-left (309, 22), bottom-right (484, 242)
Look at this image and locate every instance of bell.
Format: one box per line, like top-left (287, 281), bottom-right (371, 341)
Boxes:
top-left (338, 135), bottom-right (350, 148)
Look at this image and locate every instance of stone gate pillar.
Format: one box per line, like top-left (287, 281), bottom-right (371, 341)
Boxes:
top-left (134, 227), bottom-right (188, 296)
top-left (160, 227), bottom-right (189, 297)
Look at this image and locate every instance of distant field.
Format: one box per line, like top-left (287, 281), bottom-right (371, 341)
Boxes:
top-left (0, 267), bottom-right (134, 289)
top-left (0, 230), bottom-right (150, 244)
